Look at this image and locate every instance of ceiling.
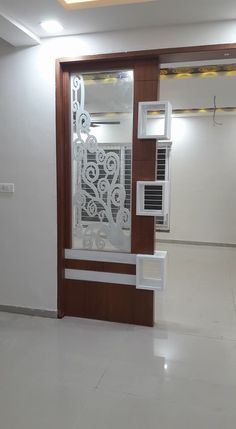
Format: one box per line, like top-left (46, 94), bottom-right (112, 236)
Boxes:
top-left (1, 0), bottom-right (236, 46)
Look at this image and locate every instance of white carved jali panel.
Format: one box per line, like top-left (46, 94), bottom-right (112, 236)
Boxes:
top-left (71, 74), bottom-right (131, 252)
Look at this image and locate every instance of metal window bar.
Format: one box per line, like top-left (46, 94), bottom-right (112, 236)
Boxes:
top-left (156, 145), bottom-right (171, 231)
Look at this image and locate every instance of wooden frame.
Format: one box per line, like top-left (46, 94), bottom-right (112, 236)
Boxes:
top-left (56, 43), bottom-right (236, 67)
top-left (57, 56), bottom-right (158, 325)
top-left (56, 42), bottom-right (236, 323)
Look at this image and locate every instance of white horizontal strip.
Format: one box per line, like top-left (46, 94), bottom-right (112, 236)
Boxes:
top-left (136, 281), bottom-right (164, 291)
top-left (65, 249), bottom-right (136, 264)
top-left (156, 238), bottom-right (236, 248)
top-left (65, 269), bottom-right (136, 286)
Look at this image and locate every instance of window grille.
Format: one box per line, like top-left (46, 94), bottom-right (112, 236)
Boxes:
top-left (156, 142), bottom-right (171, 231)
top-left (81, 141), bottom-right (171, 231)
top-left (81, 144), bottom-right (131, 229)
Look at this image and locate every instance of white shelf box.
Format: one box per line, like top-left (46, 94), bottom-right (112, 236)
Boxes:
top-left (136, 180), bottom-right (169, 217)
top-left (138, 101), bottom-right (172, 140)
top-left (136, 251), bottom-right (167, 291)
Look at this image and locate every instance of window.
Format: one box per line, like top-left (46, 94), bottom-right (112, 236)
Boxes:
top-left (81, 144), bottom-right (131, 230)
top-left (80, 140), bottom-right (171, 231)
top-left (156, 142), bottom-right (172, 231)
top-left (71, 70), bottom-right (134, 252)
top-left (136, 180), bottom-right (169, 217)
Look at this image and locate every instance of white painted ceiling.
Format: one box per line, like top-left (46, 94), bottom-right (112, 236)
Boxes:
top-left (1, 0), bottom-right (236, 46)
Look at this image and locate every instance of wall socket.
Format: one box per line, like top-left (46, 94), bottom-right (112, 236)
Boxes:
top-left (0, 183), bottom-right (15, 193)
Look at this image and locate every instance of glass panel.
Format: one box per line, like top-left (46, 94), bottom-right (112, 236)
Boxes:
top-left (70, 70), bottom-right (134, 252)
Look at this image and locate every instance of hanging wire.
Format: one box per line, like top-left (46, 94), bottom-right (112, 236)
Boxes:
top-left (213, 95), bottom-right (223, 126)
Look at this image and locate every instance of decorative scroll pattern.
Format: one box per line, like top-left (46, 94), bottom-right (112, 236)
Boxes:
top-left (71, 74), bottom-right (131, 251)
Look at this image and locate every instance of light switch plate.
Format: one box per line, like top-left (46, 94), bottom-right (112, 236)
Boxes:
top-left (0, 183), bottom-right (15, 193)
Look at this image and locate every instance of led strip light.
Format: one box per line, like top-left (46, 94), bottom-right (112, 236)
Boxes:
top-left (58, 0), bottom-right (153, 10)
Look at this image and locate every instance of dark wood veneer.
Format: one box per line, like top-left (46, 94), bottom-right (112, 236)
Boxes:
top-left (131, 62), bottom-right (159, 258)
top-left (65, 259), bottom-right (136, 275)
top-left (64, 280), bottom-right (153, 326)
top-left (56, 61), bottom-right (66, 318)
top-left (58, 43), bottom-right (236, 68)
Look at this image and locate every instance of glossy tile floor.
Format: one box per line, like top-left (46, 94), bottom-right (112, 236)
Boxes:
top-left (1, 244), bottom-right (236, 429)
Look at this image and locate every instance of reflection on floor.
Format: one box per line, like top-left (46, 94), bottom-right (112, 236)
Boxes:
top-left (156, 243), bottom-right (236, 340)
top-left (0, 244), bottom-right (236, 429)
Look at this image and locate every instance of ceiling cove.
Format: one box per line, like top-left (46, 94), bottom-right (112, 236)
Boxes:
top-left (58, 0), bottom-right (153, 9)
top-left (0, 10), bottom-right (39, 46)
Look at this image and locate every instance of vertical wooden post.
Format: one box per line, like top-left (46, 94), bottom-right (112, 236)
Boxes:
top-left (131, 60), bottom-right (160, 326)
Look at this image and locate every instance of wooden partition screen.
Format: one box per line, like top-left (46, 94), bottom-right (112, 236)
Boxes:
top-left (56, 56), bottom-right (159, 326)
top-left (56, 44), bottom-right (236, 326)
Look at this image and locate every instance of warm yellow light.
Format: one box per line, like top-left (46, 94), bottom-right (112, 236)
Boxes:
top-left (58, 0), bottom-right (153, 9)
top-left (200, 71), bottom-right (218, 78)
top-left (175, 73), bottom-right (192, 79)
top-left (106, 112), bottom-right (117, 117)
top-left (84, 79), bottom-right (95, 85)
top-left (65, 0), bottom-right (93, 2)
top-left (148, 110), bottom-right (165, 117)
top-left (226, 71), bottom-right (236, 77)
top-left (160, 70), bottom-right (168, 80)
top-left (103, 77), bottom-right (117, 84)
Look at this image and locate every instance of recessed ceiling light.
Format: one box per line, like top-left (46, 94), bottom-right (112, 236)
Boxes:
top-left (58, 0), bottom-right (152, 10)
top-left (40, 20), bottom-right (64, 34)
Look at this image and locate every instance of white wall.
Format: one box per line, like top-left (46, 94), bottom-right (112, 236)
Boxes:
top-left (1, 20), bottom-right (236, 310)
top-left (158, 75), bottom-right (236, 244)
top-left (158, 115), bottom-right (236, 244)
top-left (0, 39), bottom-right (57, 310)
